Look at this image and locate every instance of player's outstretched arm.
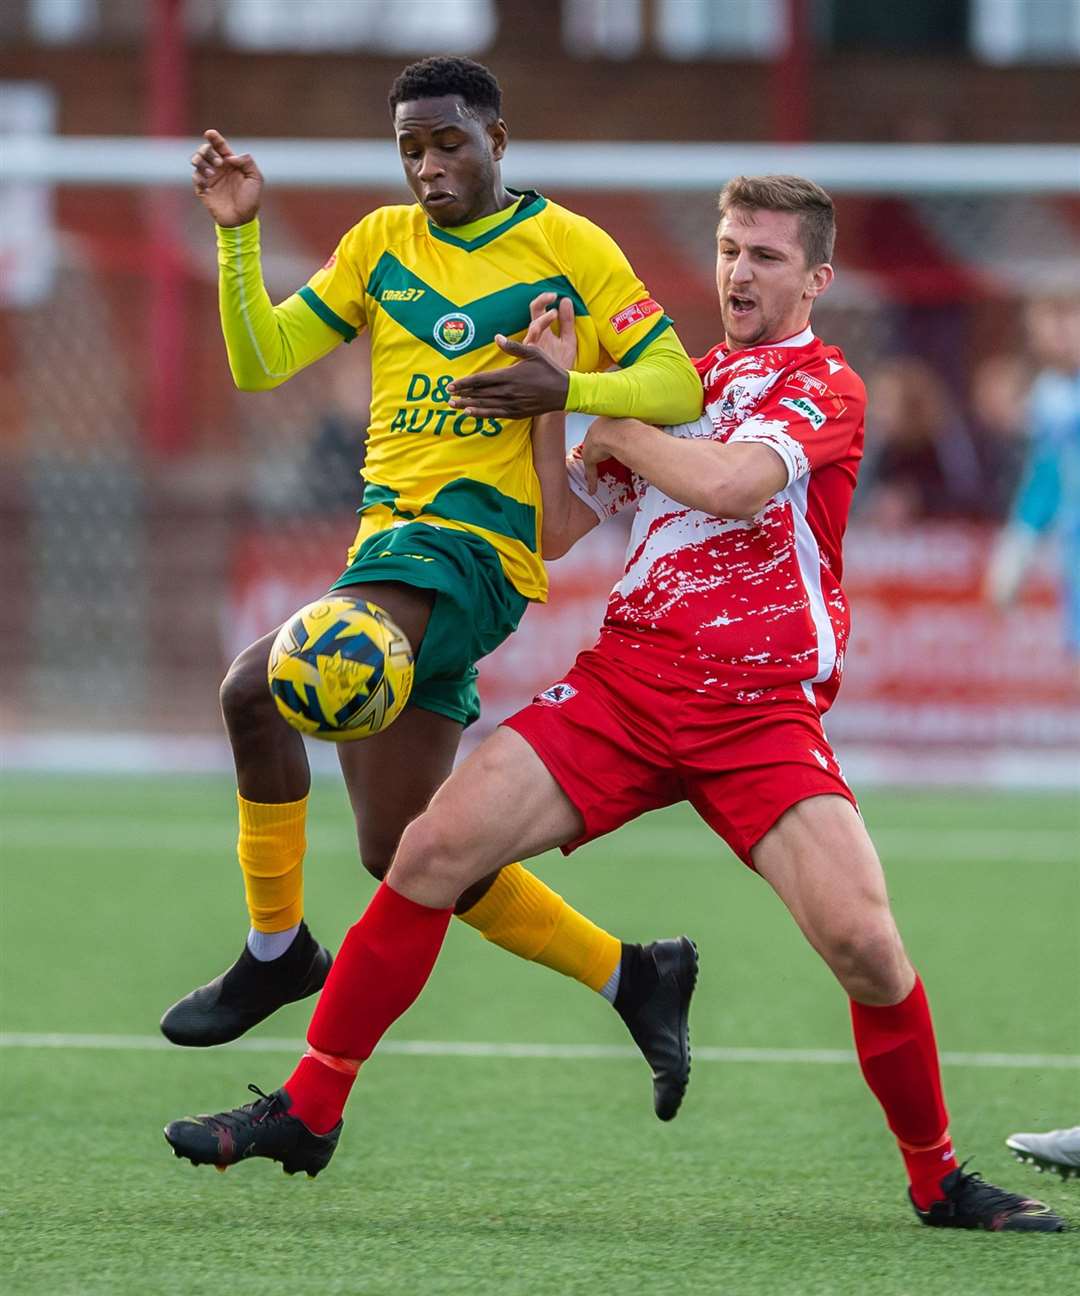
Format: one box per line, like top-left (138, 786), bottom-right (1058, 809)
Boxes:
top-left (582, 418), bottom-right (787, 521)
top-left (193, 129), bottom-right (344, 391)
top-left (499, 295), bottom-right (599, 559)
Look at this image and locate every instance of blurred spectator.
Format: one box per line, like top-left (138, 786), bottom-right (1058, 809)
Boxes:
top-left (858, 356), bottom-right (980, 524)
top-left (985, 296), bottom-right (1080, 675)
top-left (968, 353), bottom-right (1033, 519)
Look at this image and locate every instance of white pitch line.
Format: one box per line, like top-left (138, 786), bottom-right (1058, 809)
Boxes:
top-left (1, 1033), bottom-right (1077, 1070)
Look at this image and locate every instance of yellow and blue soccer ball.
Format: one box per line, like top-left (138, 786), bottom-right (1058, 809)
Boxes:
top-left (267, 596), bottom-right (414, 742)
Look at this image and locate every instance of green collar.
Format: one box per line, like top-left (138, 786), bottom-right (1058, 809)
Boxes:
top-left (427, 189), bottom-right (547, 252)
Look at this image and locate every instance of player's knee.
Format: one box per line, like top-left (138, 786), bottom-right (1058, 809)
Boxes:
top-left (357, 832), bottom-right (393, 882)
top-left (219, 643), bottom-right (274, 727)
top-left (388, 811), bottom-right (472, 898)
top-left (822, 915), bottom-right (908, 1002)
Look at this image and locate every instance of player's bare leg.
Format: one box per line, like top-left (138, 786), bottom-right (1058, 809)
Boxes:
top-left (391, 727), bottom-right (586, 904)
top-left (751, 795), bottom-right (913, 1006)
top-left (752, 795), bottom-right (1065, 1232)
top-left (336, 703), bottom-right (502, 914)
top-left (221, 629), bottom-right (312, 803)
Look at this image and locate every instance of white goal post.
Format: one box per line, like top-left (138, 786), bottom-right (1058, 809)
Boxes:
top-left (5, 137), bottom-right (1079, 192)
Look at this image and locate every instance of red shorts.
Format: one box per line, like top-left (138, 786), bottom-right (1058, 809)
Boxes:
top-left (502, 649), bottom-right (857, 868)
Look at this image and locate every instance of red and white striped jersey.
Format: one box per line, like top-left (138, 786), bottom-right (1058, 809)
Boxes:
top-left (567, 327), bottom-right (865, 711)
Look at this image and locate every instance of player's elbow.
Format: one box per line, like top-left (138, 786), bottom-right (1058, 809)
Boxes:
top-left (727, 496), bottom-right (769, 523)
top-left (540, 502), bottom-right (597, 559)
top-left (670, 369), bottom-right (705, 424)
top-left (705, 474), bottom-right (768, 523)
top-left (541, 528), bottom-right (573, 561)
top-left (230, 367), bottom-right (283, 393)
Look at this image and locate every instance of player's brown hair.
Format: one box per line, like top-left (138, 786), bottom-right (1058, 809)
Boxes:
top-left (717, 175), bottom-right (836, 267)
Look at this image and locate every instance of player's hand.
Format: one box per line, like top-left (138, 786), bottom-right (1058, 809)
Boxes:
top-left (521, 292), bottom-right (578, 370)
top-left (191, 129), bottom-right (263, 228)
top-left (581, 417), bottom-right (620, 494)
top-left (448, 295), bottom-right (573, 417)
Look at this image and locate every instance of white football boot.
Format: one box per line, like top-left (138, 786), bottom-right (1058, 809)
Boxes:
top-left (1006, 1127), bottom-right (1080, 1180)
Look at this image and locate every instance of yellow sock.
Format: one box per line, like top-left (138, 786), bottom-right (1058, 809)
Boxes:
top-left (457, 863), bottom-right (621, 992)
top-left (237, 793), bottom-right (307, 932)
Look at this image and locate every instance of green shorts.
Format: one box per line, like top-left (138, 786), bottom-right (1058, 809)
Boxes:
top-left (330, 521), bottom-right (529, 728)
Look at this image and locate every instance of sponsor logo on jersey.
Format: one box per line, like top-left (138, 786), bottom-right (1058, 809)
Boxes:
top-left (434, 311), bottom-right (476, 351)
top-left (789, 369), bottom-right (829, 397)
top-left (536, 682), bottom-right (577, 705)
top-left (826, 357), bottom-right (845, 375)
top-left (779, 395), bottom-right (826, 430)
top-left (610, 297), bottom-right (662, 335)
top-left (381, 287), bottom-right (426, 302)
top-left (389, 371), bottom-right (504, 438)
top-left (321, 253), bottom-right (337, 270)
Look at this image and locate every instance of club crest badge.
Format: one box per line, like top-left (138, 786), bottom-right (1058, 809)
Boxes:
top-left (537, 682), bottom-right (577, 706)
top-left (434, 311), bottom-right (476, 352)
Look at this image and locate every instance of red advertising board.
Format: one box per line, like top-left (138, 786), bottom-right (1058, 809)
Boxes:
top-left (830, 524), bottom-right (1079, 780)
top-left (227, 519), bottom-right (1079, 787)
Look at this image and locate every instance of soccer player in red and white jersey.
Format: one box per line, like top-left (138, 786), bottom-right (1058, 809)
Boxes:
top-left (164, 176), bottom-right (1066, 1233)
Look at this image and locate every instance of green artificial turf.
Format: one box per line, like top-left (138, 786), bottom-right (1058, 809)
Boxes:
top-left (2, 774), bottom-right (1078, 1295)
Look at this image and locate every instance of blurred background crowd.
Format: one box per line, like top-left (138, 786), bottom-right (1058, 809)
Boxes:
top-left (1, 0), bottom-right (1077, 782)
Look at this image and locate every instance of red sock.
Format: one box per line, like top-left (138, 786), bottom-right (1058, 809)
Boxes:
top-left (284, 1052), bottom-right (358, 1135)
top-left (850, 975), bottom-right (959, 1209)
top-left (284, 882), bottom-right (453, 1133)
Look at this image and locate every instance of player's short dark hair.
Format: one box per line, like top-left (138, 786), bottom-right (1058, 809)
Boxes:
top-left (388, 56), bottom-right (502, 121)
top-left (717, 175), bottom-right (836, 267)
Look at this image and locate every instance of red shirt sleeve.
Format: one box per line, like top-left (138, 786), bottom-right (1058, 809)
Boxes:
top-left (728, 356), bottom-right (865, 486)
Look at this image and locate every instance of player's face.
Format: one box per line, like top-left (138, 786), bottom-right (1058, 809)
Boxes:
top-left (393, 95), bottom-right (509, 227)
top-left (716, 208), bottom-right (832, 350)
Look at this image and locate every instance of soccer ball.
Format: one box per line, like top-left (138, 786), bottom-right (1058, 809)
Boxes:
top-left (267, 596), bottom-right (415, 742)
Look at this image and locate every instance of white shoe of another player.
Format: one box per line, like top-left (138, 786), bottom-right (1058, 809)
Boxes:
top-left (1006, 1128), bottom-right (1080, 1180)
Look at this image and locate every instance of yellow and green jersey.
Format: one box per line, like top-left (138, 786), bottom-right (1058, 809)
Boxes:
top-left (217, 190), bottom-right (699, 601)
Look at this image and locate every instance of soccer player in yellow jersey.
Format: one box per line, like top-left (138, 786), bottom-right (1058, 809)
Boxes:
top-left (160, 57), bottom-right (702, 1119)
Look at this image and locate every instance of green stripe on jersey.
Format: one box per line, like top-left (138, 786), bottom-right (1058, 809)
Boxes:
top-left (365, 252), bottom-right (586, 360)
top-left (297, 286), bottom-right (358, 342)
top-left (358, 482), bottom-right (405, 515)
top-left (425, 478), bottom-right (538, 550)
top-left (359, 477), bottom-right (537, 550)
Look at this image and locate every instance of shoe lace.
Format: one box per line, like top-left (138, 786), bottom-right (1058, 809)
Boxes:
top-left (207, 1084), bottom-right (285, 1134)
top-left (950, 1161), bottom-right (1029, 1215)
